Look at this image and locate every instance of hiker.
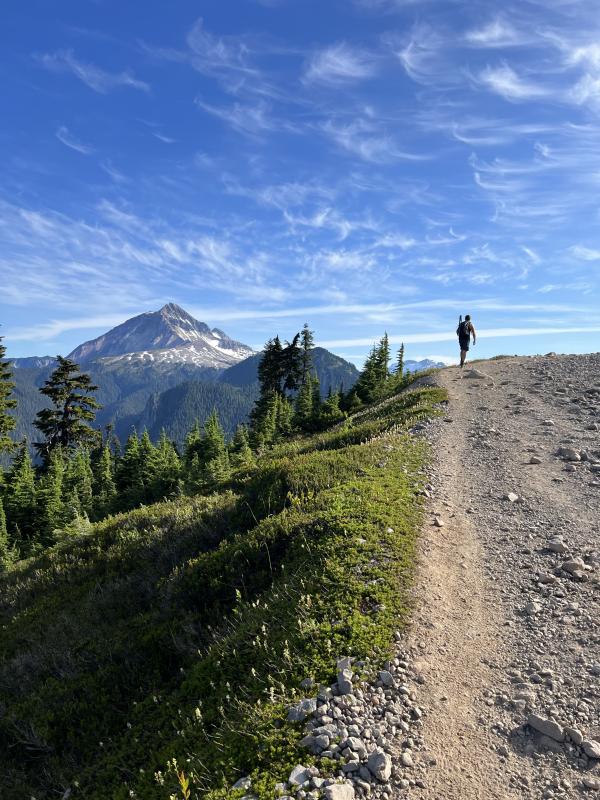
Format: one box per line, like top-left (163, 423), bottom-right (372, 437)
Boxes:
top-left (457, 314), bottom-right (476, 368)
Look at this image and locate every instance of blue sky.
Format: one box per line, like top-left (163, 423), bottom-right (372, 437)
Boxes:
top-left (2, 0), bottom-right (600, 366)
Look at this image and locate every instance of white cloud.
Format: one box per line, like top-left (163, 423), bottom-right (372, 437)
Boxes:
top-left (465, 19), bottom-right (531, 48)
top-left (304, 44), bottom-right (377, 85)
top-left (196, 98), bottom-right (290, 136)
top-left (570, 244), bottom-right (600, 260)
top-left (153, 132), bottom-right (177, 144)
top-left (322, 118), bottom-right (425, 163)
top-left (39, 49), bottom-right (149, 93)
top-left (479, 63), bottom-right (550, 101)
top-left (55, 126), bottom-right (94, 155)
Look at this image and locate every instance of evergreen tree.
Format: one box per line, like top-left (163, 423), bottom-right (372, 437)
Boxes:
top-left (300, 323), bottom-right (314, 382)
top-left (64, 449), bottom-right (94, 519)
top-left (354, 334), bottom-right (392, 404)
top-left (139, 430), bottom-right (159, 503)
top-left (0, 336), bottom-right (16, 454)
top-left (92, 443), bottom-right (117, 519)
top-left (183, 422), bottom-right (203, 493)
top-left (229, 425), bottom-right (254, 468)
top-left (0, 496), bottom-right (10, 569)
top-left (201, 411), bottom-right (230, 487)
top-left (310, 374), bottom-right (322, 426)
top-left (34, 356), bottom-right (101, 464)
top-left (117, 430), bottom-right (144, 509)
top-left (274, 394), bottom-right (293, 439)
top-left (318, 390), bottom-right (346, 428)
top-left (4, 441), bottom-right (36, 545)
top-left (294, 373), bottom-right (313, 430)
top-left (153, 430), bottom-right (181, 499)
top-left (281, 333), bottom-right (302, 395)
top-left (36, 449), bottom-right (66, 544)
top-left (396, 343), bottom-right (405, 377)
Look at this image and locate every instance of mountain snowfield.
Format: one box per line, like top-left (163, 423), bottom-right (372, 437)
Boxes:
top-left (67, 303), bottom-right (254, 368)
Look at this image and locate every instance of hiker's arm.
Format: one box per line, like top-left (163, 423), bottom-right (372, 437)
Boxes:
top-left (471, 324), bottom-right (477, 344)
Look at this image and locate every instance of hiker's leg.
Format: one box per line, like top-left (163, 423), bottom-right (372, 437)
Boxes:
top-left (460, 348), bottom-right (466, 367)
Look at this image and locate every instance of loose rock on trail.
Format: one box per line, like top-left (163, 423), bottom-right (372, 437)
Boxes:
top-left (409, 353), bottom-right (600, 799)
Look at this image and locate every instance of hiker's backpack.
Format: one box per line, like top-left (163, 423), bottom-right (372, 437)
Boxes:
top-left (457, 320), bottom-right (470, 339)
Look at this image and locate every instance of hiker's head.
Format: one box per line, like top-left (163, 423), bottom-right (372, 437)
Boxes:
top-left (465, 314), bottom-right (471, 321)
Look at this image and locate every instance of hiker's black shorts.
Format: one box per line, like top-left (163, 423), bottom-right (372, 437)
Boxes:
top-left (459, 338), bottom-right (470, 351)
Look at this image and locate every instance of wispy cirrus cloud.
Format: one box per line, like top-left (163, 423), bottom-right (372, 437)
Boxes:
top-left (478, 63), bottom-right (551, 101)
top-left (321, 118), bottom-right (425, 163)
top-left (303, 43), bottom-right (378, 85)
top-left (195, 97), bottom-right (299, 136)
top-left (38, 49), bottom-right (150, 93)
top-left (55, 126), bottom-right (94, 155)
top-left (570, 244), bottom-right (600, 260)
top-left (464, 18), bottom-right (533, 49)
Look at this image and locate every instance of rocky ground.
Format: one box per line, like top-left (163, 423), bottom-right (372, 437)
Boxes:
top-left (254, 353), bottom-right (600, 800)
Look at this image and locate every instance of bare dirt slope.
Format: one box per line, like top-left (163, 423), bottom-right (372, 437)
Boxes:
top-left (408, 354), bottom-right (600, 799)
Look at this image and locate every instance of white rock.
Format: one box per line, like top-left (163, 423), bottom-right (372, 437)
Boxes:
top-left (323, 783), bottom-right (355, 800)
top-left (232, 777), bottom-right (252, 791)
top-left (289, 765), bottom-right (311, 786)
top-left (505, 492), bottom-right (520, 503)
top-left (367, 750), bottom-right (392, 781)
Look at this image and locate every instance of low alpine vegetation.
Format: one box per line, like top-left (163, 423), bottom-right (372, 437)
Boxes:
top-left (0, 327), bottom-right (446, 799)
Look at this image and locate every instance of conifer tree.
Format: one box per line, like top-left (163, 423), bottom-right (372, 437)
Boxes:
top-left (139, 430), bottom-right (159, 503)
top-left (300, 323), bottom-right (314, 383)
top-left (229, 425), bottom-right (254, 468)
top-left (0, 336), bottom-right (16, 455)
top-left (354, 334), bottom-right (391, 404)
top-left (36, 449), bottom-right (66, 543)
top-left (64, 449), bottom-right (94, 519)
top-left (294, 373), bottom-right (313, 430)
top-left (310, 374), bottom-right (322, 425)
top-left (34, 356), bottom-right (101, 464)
top-left (154, 430), bottom-right (181, 499)
top-left (4, 441), bottom-right (36, 544)
top-left (117, 430), bottom-right (144, 509)
top-left (0, 496), bottom-right (11, 569)
top-left (396, 343), bottom-right (405, 377)
top-left (201, 411), bottom-right (230, 487)
top-left (319, 390), bottom-right (346, 427)
top-left (92, 443), bottom-right (117, 519)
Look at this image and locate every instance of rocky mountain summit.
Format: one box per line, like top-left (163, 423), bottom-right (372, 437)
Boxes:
top-left (67, 303), bottom-right (254, 367)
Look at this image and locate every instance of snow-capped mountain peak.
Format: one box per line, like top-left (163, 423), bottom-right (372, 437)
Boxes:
top-left (67, 304), bottom-right (254, 367)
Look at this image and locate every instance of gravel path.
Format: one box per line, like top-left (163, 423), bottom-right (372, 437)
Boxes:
top-left (410, 354), bottom-right (600, 799)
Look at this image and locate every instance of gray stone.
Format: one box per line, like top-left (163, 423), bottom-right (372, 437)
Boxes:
top-left (287, 698), bottom-right (318, 722)
top-left (525, 600), bottom-right (543, 615)
top-left (401, 751), bottom-right (414, 767)
top-left (556, 447), bottom-right (580, 461)
top-left (338, 669), bottom-right (353, 695)
top-left (583, 740), bottom-right (600, 759)
top-left (583, 776), bottom-right (600, 790)
top-left (379, 670), bottom-right (394, 687)
top-left (323, 783), bottom-right (355, 800)
top-left (505, 492), bottom-right (520, 503)
top-left (565, 727), bottom-right (584, 746)
top-left (528, 713), bottom-right (565, 743)
top-left (367, 750), bottom-right (392, 782)
top-left (289, 765), bottom-right (311, 786)
top-left (562, 557), bottom-right (587, 576)
top-left (232, 777), bottom-right (252, 791)
top-left (548, 538), bottom-right (567, 554)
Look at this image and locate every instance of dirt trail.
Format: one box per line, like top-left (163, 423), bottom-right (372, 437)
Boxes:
top-left (406, 355), bottom-right (600, 800)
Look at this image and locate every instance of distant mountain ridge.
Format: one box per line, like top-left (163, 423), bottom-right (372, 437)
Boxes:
top-left (67, 303), bottom-right (254, 368)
